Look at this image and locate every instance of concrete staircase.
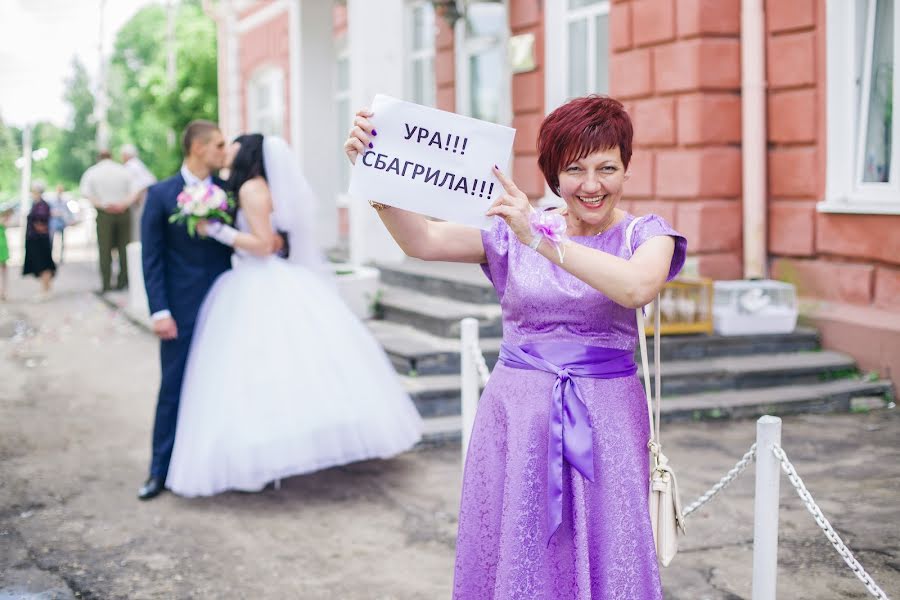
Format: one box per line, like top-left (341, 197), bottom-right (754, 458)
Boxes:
top-left (368, 259), bottom-right (895, 445)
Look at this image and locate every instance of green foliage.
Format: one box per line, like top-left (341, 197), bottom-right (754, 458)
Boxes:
top-left (0, 118), bottom-right (21, 201)
top-left (56, 57), bottom-right (97, 186)
top-left (107, 0), bottom-right (218, 178)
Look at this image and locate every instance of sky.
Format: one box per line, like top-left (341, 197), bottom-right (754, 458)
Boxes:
top-left (0, 0), bottom-right (160, 128)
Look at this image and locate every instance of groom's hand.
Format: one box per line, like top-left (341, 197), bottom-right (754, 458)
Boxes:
top-left (152, 317), bottom-right (178, 340)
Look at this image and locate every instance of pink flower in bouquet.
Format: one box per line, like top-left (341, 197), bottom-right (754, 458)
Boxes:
top-left (169, 183), bottom-right (233, 237)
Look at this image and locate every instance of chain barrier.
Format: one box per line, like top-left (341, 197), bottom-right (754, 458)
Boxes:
top-left (683, 443), bottom-right (757, 518)
top-left (772, 445), bottom-right (891, 600)
top-left (469, 341), bottom-right (491, 387)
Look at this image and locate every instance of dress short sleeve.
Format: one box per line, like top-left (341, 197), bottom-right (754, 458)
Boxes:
top-left (630, 214), bottom-right (687, 282)
top-left (480, 217), bottom-right (512, 297)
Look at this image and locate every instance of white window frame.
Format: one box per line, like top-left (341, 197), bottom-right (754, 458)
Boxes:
top-left (822, 0), bottom-right (899, 215)
top-left (405, 0), bottom-right (437, 107)
top-left (545, 0), bottom-right (610, 115)
top-left (335, 37), bottom-right (352, 209)
top-left (454, 0), bottom-right (512, 126)
top-left (246, 65), bottom-right (285, 137)
top-left (542, 0), bottom-right (610, 207)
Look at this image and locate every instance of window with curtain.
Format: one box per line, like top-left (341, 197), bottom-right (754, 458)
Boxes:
top-left (407, 1), bottom-right (436, 106)
top-left (824, 0), bottom-right (898, 212)
top-left (545, 0), bottom-right (610, 115)
top-left (458, 1), bottom-right (510, 124)
top-left (565, 0), bottom-right (609, 99)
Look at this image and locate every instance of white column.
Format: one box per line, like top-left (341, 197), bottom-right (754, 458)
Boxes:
top-left (460, 317), bottom-right (480, 465)
top-left (752, 415), bottom-right (782, 600)
top-left (225, 6), bottom-right (241, 140)
top-left (295, 0), bottom-right (338, 250)
top-left (741, 0), bottom-right (768, 279)
top-left (346, 0), bottom-right (407, 264)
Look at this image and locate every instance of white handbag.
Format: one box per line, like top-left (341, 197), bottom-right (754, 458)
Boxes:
top-left (636, 300), bottom-right (685, 567)
top-left (626, 216), bottom-right (685, 567)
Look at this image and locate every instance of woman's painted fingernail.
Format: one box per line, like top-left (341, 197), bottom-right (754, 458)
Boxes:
top-left (494, 164), bottom-right (499, 170)
top-left (371, 129), bottom-right (378, 136)
top-left (368, 142), bottom-right (373, 148)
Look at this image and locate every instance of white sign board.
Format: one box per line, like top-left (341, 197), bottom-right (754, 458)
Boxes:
top-left (348, 94), bottom-right (516, 230)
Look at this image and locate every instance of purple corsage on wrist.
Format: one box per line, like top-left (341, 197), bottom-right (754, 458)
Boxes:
top-left (528, 211), bottom-right (568, 263)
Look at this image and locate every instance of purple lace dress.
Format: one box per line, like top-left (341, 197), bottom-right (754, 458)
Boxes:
top-left (453, 213), bottom-right (687, 599)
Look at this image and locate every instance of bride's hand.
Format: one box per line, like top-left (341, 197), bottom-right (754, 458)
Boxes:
top-left (344, 108), bottom-right (375, 165)
top-left (196, 219), bottom-right (210, 237)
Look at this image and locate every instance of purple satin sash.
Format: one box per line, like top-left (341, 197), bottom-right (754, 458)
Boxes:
top-left (498, 341), bottom-right (637, 544)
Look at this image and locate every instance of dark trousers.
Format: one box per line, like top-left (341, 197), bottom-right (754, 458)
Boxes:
top-left (96, 208), bottom-right (131, 290)
top-left (150, 325), bottom-right (194, 480)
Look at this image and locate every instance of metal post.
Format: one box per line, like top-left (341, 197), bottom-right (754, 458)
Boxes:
top-left (752, 415), bottom-right (782, 600)
top-left (460, 317), bottom-right (479, 465)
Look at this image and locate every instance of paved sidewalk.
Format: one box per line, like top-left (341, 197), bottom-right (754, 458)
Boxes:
top-left (1, 253), bottom-right (898, 599)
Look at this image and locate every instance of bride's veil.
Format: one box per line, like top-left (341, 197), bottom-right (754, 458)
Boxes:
top-left (262, 136), bottom-right (331, 279)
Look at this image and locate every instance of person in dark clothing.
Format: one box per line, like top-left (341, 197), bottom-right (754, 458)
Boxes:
top-left (22, 182), bottom-right (56, 301)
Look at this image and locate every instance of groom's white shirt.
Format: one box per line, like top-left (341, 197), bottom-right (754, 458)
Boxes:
top-left (149, 165), bottom-right (215, 323)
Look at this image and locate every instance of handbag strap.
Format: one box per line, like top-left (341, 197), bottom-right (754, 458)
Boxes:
top-left (636, 301), bottom-right (661, 447)
top-left (626, 216), bottom-right (661, 450)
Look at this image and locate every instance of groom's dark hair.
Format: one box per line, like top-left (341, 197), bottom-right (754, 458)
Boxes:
top-left (225, 133), bottom-right (266, 195)
top-left (182, 120), bottom-right (220, 157)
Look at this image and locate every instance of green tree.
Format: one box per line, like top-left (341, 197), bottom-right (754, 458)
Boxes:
top-left (56, 57), bottom-right (97, 186)
top-left (0, 117), bottom-right (21, 202)
top-left (108, 0), bottom-right (218, 177)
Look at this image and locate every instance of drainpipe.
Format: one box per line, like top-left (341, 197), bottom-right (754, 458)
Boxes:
top-left (741, 0), bottom-right (767, 279)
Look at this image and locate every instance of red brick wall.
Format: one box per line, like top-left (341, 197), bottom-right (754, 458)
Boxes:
top-left (237, 4), bottom-right (292, 141)
top-left (509, 0), bottom-right (546, 198)
top-left (767, 0), bottom-right (900, 309)
top-left (610, 0), bottom-right (743, 280)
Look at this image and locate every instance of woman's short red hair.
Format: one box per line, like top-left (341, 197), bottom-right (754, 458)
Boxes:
top-left (537, 95), bottom-right (633, 196)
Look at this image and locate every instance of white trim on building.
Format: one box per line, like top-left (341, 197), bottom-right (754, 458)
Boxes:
top-left (822, 0), bottom-right (898, 214)
top-left (236, 0), bottom-right (290, 33)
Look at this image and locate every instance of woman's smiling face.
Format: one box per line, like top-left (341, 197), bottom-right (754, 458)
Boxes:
top-left (557, 146), bottom-right (628, 235)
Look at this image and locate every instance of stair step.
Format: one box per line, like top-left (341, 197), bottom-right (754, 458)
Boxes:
top-left (413, 379), bottom-right (893, 444)
top-left (417, 415), bottom-right (462, 446)
top-left (376, 259), bottom-right (497, 305)
top-left (379, 285), bottom-right (503, 338)
top-left (368, 320), bottom-right (821, 376)
top-left (645, 350), bottom-right (858, 395)
top-left (368, 320), bottom-right (500, 375)
top-left (657, 378), bottom-right (894, 422)
top-left (402, 351), bottom-right (863, 416)
top-left (657, 327), bottom-right (820, 359)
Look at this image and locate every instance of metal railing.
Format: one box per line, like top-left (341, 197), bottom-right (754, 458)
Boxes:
top-left (458, 318), bottom-right (893, 599)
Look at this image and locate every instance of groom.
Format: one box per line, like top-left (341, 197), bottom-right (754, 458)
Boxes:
top-left (138, 120), bottom-right (233, 500)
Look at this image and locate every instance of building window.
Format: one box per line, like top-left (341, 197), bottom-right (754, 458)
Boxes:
top-left (406, 1), bottom-right (436, 106)
top-left (546, 0), bottom-right (610, 113)
top-left (335, 40), bottom-right (351, 196)
top-left (456, 0), bottom-right (511, 125)
top-left (246, 66), bottom-right (285, 137)
top-left (823, 0), bottom-right (898, 214)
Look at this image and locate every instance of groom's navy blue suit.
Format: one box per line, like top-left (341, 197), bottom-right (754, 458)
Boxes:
top-left (141, 172), bottom-right (233, 481)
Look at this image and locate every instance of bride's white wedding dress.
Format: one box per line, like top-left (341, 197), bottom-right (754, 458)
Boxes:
top-left (165, 210), bottom-right (423, 497)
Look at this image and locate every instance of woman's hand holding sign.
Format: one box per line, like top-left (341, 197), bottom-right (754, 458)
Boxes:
top-left (344, 108), bottom-right (376, 165)
top-left (485, 165), bottom-right (534, 245)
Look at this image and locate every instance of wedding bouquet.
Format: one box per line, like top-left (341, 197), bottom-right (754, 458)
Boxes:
top-left (169, 182), bottom-right (233, 237)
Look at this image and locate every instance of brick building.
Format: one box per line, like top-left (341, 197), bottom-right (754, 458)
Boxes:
top-left (205, 0), bottom-right (899, 383)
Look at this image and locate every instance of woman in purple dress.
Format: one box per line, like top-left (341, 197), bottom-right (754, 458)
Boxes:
top-left (344, 95), bottom-right (686, 599)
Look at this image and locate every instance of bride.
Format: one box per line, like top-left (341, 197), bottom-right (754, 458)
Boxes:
top-left (165, 134), bottom-right (423, 497)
